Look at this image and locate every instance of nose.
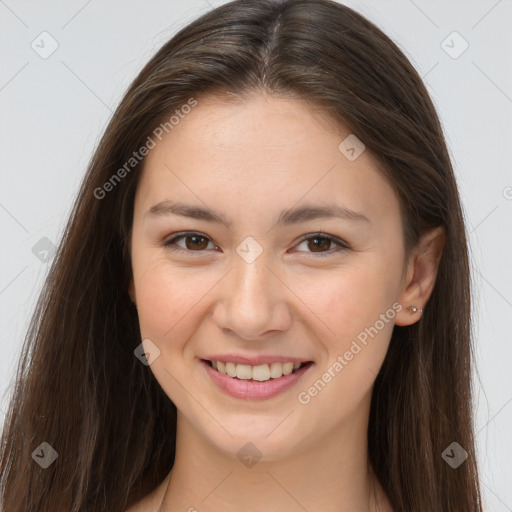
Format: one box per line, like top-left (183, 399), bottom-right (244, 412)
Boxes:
top-left (211, 251), bottom-right (292, 341)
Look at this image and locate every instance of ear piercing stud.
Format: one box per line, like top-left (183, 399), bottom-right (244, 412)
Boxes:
top-left (406, 305), bottom-right (423, 313)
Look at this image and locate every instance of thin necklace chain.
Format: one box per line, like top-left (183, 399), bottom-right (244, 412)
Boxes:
top-left (156, 472), bottom-right (172, 512)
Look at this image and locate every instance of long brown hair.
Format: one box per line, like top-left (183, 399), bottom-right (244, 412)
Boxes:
top-left (0, 0), bottom-right (483, 510)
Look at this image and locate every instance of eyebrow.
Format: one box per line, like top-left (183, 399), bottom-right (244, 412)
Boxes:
top-left (145, 200), bottom-right (370, 227)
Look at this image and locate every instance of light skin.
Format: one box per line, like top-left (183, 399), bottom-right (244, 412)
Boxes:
top-left (126, 90), bottom-right (445, 512)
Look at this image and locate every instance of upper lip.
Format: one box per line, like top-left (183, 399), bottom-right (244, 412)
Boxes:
top-left (201, 354), bottom-right (313, 366)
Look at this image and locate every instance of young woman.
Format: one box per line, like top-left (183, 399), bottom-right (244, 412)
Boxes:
top-left (0, 0), bottom-right (483, 510)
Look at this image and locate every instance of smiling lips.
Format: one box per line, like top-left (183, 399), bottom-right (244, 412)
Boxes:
top-left (201, 357), bottom-right (314, 400)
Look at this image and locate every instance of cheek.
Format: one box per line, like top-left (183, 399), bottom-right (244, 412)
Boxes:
top-left (294, 273), bottom-right (395, 425)
top-left (295, 259), bottom-right (400, 415)
top-left (301, 262), bottom-right (397, 346)
top-left (136, 267), bottom-right (179, 338)
top-left (132, 259), bottom-right (214, 408)
top-left (133, 258), bottom-right (207, 343)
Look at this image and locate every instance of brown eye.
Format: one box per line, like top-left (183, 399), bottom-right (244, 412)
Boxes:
top-left (163, 232), bottom-right (215, 252)
top-left (295, 233), bottom-right (348, 256)
top-left (307, 237), bottom-right (332, 252)
top-left (184, 235), bottom-right (209, 250)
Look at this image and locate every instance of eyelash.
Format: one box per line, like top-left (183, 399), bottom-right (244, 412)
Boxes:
top-left (162, 231), bottom-right (349, 257)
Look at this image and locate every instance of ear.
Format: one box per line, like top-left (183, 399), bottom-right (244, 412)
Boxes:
top-left (394, 226), bottom-right (445, 326)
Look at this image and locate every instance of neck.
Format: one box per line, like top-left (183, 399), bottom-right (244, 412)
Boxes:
top-left (158, 394), bottom-right (391, 512)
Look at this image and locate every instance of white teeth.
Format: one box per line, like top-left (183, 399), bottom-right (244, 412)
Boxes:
top-left (252, 364), bottom-right (270, 381)
top-left (269, 362), bottom-right (283, 378)
top-left (282, 362), bottom-right (293, 375)
top-left (211, 360), bottom-right (306, 381)
top-left (225, 362), bottom-right (237, 378)
top-left (236, 364), bottom-right (252, 380)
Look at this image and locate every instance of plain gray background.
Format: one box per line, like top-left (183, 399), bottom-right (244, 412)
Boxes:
top-left (1, 0), bottom-right (511, 509)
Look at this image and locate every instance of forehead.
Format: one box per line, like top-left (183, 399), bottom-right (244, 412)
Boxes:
top-left (135, 92), bottom-right (399, 225)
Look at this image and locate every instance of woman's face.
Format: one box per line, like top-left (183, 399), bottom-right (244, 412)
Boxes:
top-left (129, 91), bottom-right (410, 460)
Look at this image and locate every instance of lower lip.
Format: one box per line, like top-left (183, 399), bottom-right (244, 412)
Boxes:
top-left (200, 359), bottom-right (314, 400)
